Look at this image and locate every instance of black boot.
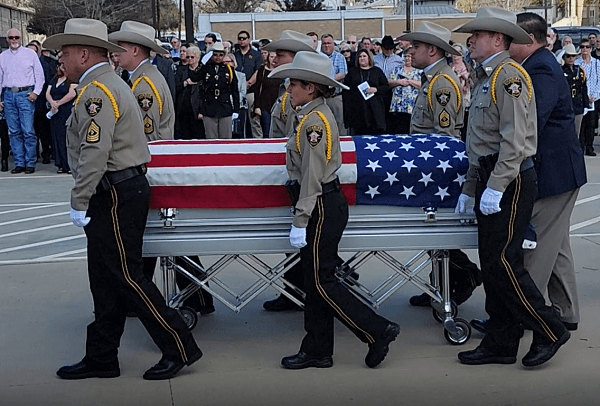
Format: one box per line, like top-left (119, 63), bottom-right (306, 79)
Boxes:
top-left (1, 159), bottom-right (7, 172)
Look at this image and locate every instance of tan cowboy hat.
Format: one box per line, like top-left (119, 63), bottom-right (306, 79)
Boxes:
top-left (263, 30), bottom-right (316, 53)
top-left (268, 51), bottom-right (349, 90)
top-left (43, 18), bottom-right (125, 53)
top-left (399, 22), bottom-right (460, 56)
top-left (454, 7), bottom-right (532, 45)
top-left (208, 42), bottom-right (226, 53)
top-left (562, 43), bottom-right (580, 57)
top-left (108, 21), bottom-right (167, 54)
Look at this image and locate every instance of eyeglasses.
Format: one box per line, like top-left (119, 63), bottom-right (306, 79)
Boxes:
top-left (8, 36), bottom-right (20, 40)
top-left (238, 36), bottom-right (248, 41)
top-left (342, 50), bottom-right (351, 53)
top-left (187, 56), bottom-right (195, 59)
top-left (581, 45), bottom-right (591, 48)
top-left (213, 52), bottom-right (225, 57)
top-left (349, 41), bottom-right (356, 44)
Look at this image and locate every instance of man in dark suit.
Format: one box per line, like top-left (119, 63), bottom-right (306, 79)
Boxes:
top-left (471, 12), bottom-right (587, 336)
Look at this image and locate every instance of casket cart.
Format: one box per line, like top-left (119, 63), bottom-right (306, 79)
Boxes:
top-left (143, 135), bottom-right (477, 345)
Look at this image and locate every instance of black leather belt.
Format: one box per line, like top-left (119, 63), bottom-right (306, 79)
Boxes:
top-left (97, 164), bottom-right (147, 193)
top-left (322, 177), bottom-right (341, 194)
top-left (5, 86), bottom-right (33, 92)
top-left (520, 156), bottom-right (534, 172)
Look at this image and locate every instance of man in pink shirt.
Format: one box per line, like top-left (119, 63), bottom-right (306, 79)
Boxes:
top-left (0, 28), bottom-right (45, 174)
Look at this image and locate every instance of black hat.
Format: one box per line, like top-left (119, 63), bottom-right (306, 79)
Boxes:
top-left (381, 35), bottom-right (395, 50)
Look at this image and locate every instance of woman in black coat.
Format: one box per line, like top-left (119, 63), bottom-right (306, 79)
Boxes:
top-left (342, 49), bottom-right (389, 135)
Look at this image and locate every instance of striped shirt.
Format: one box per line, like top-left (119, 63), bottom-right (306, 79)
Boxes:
top-left (575, 56), bottom-right (600, 101)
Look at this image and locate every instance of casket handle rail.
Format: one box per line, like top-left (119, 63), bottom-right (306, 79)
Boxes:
top-left (423, 206), bottom-right (437, 223)
top-left (160, 208), bottom-right (178, 228)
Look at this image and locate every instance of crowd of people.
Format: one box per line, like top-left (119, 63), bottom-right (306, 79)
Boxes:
top-left (0, 5), bottom-right (591, 380)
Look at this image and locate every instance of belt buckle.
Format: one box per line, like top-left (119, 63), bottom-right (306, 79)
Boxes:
top-left (11, 86), bottom-right (18, 92)
top-left (214, 89), bottom-right (220, 97)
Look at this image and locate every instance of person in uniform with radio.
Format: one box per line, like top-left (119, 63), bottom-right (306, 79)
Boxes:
top-left (453, 7), bottom-right (570, 367)
top-left (398, 22), bottom-right (482, 309)
top-left (44, 18), bottom-right (202, 381)
top-left (270, 52), bottom-right (400, 369)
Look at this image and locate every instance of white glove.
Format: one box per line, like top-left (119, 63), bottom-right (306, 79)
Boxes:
top-left (455, 193), bottom-right (475, 214)
top-left (70, 208), bottom-right (90, 227)
top-left (231, 112), bottom-right (239, 120)
top-left (289, 225), bottom-right (307, 248)
top-left (479, 187), bottom-right (503, 215)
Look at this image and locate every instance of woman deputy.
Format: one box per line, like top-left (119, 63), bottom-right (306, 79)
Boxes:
top-left (269, 52), bottom-right (400, 370)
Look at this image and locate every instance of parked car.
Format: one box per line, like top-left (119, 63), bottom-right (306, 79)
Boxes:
top-left (554, 26), bottom-right (600, 47)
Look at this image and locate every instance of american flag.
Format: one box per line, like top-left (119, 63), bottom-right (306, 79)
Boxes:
top-left (146, 135), bottom-right (467, 209)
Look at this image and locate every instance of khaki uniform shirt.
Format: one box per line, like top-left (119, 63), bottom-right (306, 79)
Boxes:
top-left (411, 59), bottom-right (464, 137)
top-left (286, 96), bottom-right (341, 228)
top-left (67, 63), bottom-right (150, 211)
top-left (269, 80), bottom-right (297, 138)
top-left (463, 51), bottom-right (537, 196)
top-left (130, 60), bottom-right (175, 141)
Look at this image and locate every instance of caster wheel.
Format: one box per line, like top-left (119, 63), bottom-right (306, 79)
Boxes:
top-left (444, 317), bottom-right (471, 345)
top-left (179, 306), bottom-right (198, 330)
top-left (432, 300), bottom-right (458, 323)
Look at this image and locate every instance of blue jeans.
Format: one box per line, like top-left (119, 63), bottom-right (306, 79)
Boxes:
top-left (4, 89), bottom-right (37, 167)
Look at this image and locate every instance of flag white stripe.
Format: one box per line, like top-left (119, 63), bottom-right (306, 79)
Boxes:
top-left (148, 140), bottom-right (356, 155)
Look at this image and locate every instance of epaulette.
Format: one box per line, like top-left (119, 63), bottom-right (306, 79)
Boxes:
top-left (490, 61), bottom-right (533, 104)
top-left (74, 80), bottom-right (120, 122)
top-left (295, 110), bottom-right (332, 162)
top-left (131, 74), bottom-right (164, 115)
top-left (427, 72), bottom-right (461, 110)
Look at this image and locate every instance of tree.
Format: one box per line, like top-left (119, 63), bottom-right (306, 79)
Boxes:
top-left (278, 0), bottom-right (324, 11)
top-left (27, 0), bottom-right (180, 36)
top-left (198, 0), bottom-right (262, 13)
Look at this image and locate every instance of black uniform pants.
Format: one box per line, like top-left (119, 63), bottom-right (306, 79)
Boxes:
top-left (475, 168), bottom-right (567, 356)
top-left (84, 175), bottom-right (199, 364)
top-left (580, 102), bottom-right (599, 151)
top-left (299, 191), bottom-right (389, 357)
top-left (0, 119), bottom-right (9, 161)
top-left (34, 110), bottom-right (52, 160)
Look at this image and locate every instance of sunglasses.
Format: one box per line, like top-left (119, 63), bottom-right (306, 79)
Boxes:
top-left (342, 50), bottom-right (351, 53)
top-left (8, 36), bottom-right (20, 40)
top-left (238, 36), bottom-right (248, 40)
top-left (213, 52), bottom-right (225, 56)
top-left (187, 56), bottom-right (195, 59)
top-left (349, 41), bottom-right (356, 44)
top-left (581, 45), bottom-right (591, 48)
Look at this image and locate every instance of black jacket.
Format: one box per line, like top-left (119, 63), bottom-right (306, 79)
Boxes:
top-left (562, 64), bottom-right (589, 115)
top-left (199, 61), bottom-right (239, 118)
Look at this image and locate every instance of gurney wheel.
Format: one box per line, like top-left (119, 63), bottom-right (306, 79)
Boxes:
top-left (179, 306), bottom-right (198, 330)
top-left (444, 317), bottom-right (471, 345)
top-left (432, 301), bottom-right (458, 323)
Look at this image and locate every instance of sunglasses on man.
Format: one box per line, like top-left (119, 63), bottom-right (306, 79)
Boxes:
top-left (8, 36), bottom-right (20, 40)
top-left (238, 36), bottom-right (248, 41)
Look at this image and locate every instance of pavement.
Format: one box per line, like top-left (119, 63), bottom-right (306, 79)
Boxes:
top-left (1, 142), bottom-right (600, 406)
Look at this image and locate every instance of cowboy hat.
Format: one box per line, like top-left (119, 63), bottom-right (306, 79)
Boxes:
top-left (108, 21), bottom-right (167, 54)
top-left (454, 7), bottom-right (532, 45)
top-left (263, 30), bottom-right (316, 53)
top-left (268, 51), bottom-right (349, 90)
top-left (43, 18), bottom-right (125, 53)
top-left (399, 22), bottom-right (460, 56)
top-left (562, 43), bottom-right (579, 57)
top-left (380, 35), bottom-right (396, 50)
top-left (208, 42), bottom-right (226, 53)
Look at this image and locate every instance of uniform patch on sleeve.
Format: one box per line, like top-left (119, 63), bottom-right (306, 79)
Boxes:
top-left (439, 109), bottom-right (450, 128)
top-left (306, 125), bottom-right (323, 148)
top-left (138, 93), bottom-right (153, 111)
top-left (143, 114), bottom-right (154, 135)
top-left (85, 98), bottom-right (102, 117)
top-left (86, 119), bottom-right (101, 143)
top-left (436, 88), bottom-right (451, 106)
top-left (503, 77), bottom-right (522, 99)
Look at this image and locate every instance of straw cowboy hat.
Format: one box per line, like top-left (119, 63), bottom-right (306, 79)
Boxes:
top-left (562, 43), bottom-right (580, 57)
top-left (43, 18), bottom-right (125, 53)
top-left (268, 51), bottom-right (349, 90)
top-left (454, 7), bottom-right (532, 45)
top-left (399, 22), bottom-right (460, 56)
top-left (108, 21), bottom-right (168, 54)
top-left (208, 42), bottom-right (226, 53)
top-left (264, 30), bottom-right (316, 53)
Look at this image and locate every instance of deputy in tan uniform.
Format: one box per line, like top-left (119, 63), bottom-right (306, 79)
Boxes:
top-left (261, 31), bottom-right (318, 312)
top-left (399, 22), bottom-right (481, 309)
top-left (269, 52), bottom-right (400, 370)
top-left (263, 30), bottom-right (316, 139)
top-left (109, 21), bottom-right (174, 141)
top-left (44, 18), bottom-right (202, 381)
top-left (453, 7), bottom-right (570, 367)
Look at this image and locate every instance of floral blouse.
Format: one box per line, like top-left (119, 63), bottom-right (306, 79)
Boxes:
top-left (389, 65), bottom-right (422, 114)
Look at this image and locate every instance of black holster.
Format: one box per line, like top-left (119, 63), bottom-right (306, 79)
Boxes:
top-left (285, 179), bottom-right (301, 206)
top-left (476, 153), bottom-right (499, 184)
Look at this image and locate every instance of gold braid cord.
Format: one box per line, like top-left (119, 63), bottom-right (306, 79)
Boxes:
top-left (132, 75), bottom-right (163, 115)
top-left (281, 92), bottom-right (289, 119)
top-left (427, 73), bottom-right (462, 110)
top-left (295, 111), bottom-right (332, 162)
top-left (225, 64), bottom-right (234, 83)
top-left (74, 81), bottom-right (120, 122)
top-left (491, 62), bottom-right (533, 104)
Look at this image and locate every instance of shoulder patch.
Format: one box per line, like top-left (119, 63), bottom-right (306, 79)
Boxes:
top-left (138, 93), bottom-right (153, 111)
top-left (503, 77), bottom-right (522, 99)
top-left (86, 119), bottom-right (101, 143)
top-left (143, 114), bottom-right (154, 134)
top-left (85, 98), bottom-right (102, 117)
top-left (306, 124), bottom-right (323, 148)
top-left (436, 88), bottom-right (452, 106)
top-left (439, 109), bottom-right (450, 128)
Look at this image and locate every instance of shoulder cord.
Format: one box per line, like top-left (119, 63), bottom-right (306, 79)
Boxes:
top-left (131, 75), bottom-right (163, 115)
top-left (295, 111), bottom-right (332, 163)
top-left (427, 72), bottom-right (462, 110)
top-left (281, 91), bottom-right (289, 119)
top-left (491, 61), bottom-right (532, 104)
top-left (74, 80), bottom-right (120, 122)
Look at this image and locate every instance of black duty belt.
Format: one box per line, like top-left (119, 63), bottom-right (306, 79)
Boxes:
top-left (5, 86), bottom-right (34, 93)
top-left (322, 177), bottom-right (341, 194)
top-left (97, 164), bottom-right (147, 193)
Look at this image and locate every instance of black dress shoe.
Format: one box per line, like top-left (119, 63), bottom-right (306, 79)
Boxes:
top-left (11, 166), bottom-right (25, 174)
top-left (25, 167), bottom-right (35, 174)
top-left (562, 321), bottom-right (578, 331)
top-left (281, 352), bottom-right (333, 369)
top-left (56, 359), bottom-right (120, 379)
top-left (408, 293), bottom-right (431, 307)
top-left (263, 295), bottom-right (303, 312)
top-left (1, 160), bottom-right (7, 172)
top-left (458, 346), bottom-right (517, 365)
top-left (365, 322), bottom-right (401, 368)
top-left (522, 330), bottom-right (570, 367)
top-left (585, 148), bottom-right (597, 157)
top-left (143, 349), bottom-right (202, 380)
